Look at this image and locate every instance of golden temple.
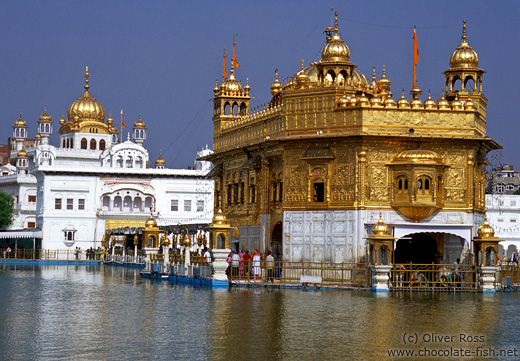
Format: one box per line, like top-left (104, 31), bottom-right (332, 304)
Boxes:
top-left (206, 14), bottom-right (500, 264)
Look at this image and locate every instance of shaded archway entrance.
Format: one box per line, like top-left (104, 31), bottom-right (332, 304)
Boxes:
top-left (394, 233), bottom-right (438, 264)
top-left (271, 221), bottom-right (283, 259)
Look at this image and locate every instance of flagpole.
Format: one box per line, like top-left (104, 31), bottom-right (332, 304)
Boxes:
top-left (120, 109), bottom-right (123, 144)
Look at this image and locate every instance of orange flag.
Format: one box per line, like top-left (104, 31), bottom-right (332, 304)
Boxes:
top-left (121, 109), bottom-right (126, 129)
top-left (232, 34), bottom-right (240, 68)
top-left (413, 26), bottom-right (419, 88)
top-left (223, 48), bottom-right (227, 80)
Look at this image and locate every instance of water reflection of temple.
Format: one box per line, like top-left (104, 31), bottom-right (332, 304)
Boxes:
top-left (205, 14), bottom-right (500, 265)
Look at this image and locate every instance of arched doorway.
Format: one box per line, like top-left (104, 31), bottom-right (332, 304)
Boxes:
top-left (394, 233), bottom-right (439, 264)
top-left (271, 221), bottom-right (283, 259)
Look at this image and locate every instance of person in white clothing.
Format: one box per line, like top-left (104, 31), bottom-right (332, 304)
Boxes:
top-left (252, 249), bottom-right (261, 279)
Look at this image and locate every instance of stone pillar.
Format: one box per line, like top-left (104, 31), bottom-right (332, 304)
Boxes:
top-left (211, 249), bottom-right (231, 287)
top-left (477, 266), bottom-right (498, 293)
top-left (370, 265), bottom-right (393, 292)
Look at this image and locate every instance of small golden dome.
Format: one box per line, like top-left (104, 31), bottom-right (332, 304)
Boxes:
top-left (296, 60), bottom-right (311, 88)
top-left (449, 20), bottom-right (479, 69)
top-left (59, 114), bottom-right (66, 125)
top-left (358, 92), bottom-right (369, 107)
top-left (145, 212), bottom-right (157, 228)
top-left (17, 149), bottom-right (28, 158)
top-left (376, 65), bottom-right (391, 92)
top-left (244, 78), bottom-right (251, 94)
top-left (437, 92), bottom-right (450, 109)
top-left (451, 94), bottom-right (463, 110)
top-left (372, 213), bottom-right (390, 236)
top-left (107, 114), bottom-right (113, 125)
top-left (464, 97), bottom-right (476, 110)
top-left (397, 90), bottom-right (410, 108)
top-left (477, 215), bottom-right (495, 238)
top-left (384, 92), bottom-right (396, 107)
top-left (155, 153), bottom-right (165, 166)
top-left (213, 80), bottom-right (219, 95)
top-left (394, 149), bottom-right (442, 163)
top-left (67, 67), bottom-right (106, 123)
top-left (14, 114), bottom-right (27, 127)
top-left (338, 94), bottom-right (349, 108)
top-left (348, 95), bottom-right (358, 106)
top-left (184, 232), bottom-right (192, 248)
top-left (212, 208), bottom-right (228, 225)
top-left (424, 90), bottom-right (436, 109)
top-left (39, 106), bottom-right (52, 122)
top-left (161, 234), bottom-right (170, 247)
top-left (34, 133), bottom-right (41, 140)
top-left (134, 113), bottom-right (146, 128)
top-left (370, 94), bottom-right (383, 107)
top-left (410, 94), bottom-right (423, 109)
top-left (320, 14), bottom-right (351, 63)
top-left (222, 65), bottom-right (242, 93)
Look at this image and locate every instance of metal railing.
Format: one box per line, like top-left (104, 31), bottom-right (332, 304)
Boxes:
top-left (229, 260), bottom-right (370, 288)
top-left (496, 263), bottom-right (520, 288)
top-left (389, 263), bottom-right (478, 291)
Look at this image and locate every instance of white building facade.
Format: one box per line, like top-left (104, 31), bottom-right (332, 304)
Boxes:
top-left (486, 194), bottom-right (520, 257)
top-left (1, 68), bottom-right (213, 251)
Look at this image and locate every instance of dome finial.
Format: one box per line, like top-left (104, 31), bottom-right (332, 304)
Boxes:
top-left (334, 11), bottom-right (339, 34)
top-left (84, 66), bottom-right (90, 90)
top-left (462, 19), bottom-right (467, 41)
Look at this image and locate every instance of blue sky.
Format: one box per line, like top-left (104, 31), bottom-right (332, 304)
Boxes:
top-left (1, 1), bottom-right (518, 168)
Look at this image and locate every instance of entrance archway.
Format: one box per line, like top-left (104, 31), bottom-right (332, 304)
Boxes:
top-left (271, 221), bottom-right (283, 259)
top-left (394, 233), bottom-right (438, 264)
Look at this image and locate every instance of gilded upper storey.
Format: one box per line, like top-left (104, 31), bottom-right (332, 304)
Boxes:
top-left (207, 14), bottom-right (500, 225)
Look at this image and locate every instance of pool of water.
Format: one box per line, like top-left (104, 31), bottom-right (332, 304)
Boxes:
top-left (0, 263), bottom-right (519, 360)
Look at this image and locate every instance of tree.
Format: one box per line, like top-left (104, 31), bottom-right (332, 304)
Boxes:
top-left (0, 191), bottom-right (14, 229)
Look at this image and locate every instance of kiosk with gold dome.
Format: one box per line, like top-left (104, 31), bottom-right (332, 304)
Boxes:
top-left (205, 12), bottom-right (501, 275)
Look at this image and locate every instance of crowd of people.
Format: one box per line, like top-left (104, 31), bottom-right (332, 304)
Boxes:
top-left (225, 249), bottom-right (278, 282)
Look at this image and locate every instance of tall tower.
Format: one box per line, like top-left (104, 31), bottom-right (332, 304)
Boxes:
top-left (212, 63), bottom-right (252, 126)
top-left (443, 20), bottom-right (486, 119)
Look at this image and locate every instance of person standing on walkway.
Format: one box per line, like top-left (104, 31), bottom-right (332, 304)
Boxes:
top-left (266, 251), bottom-right (275, 282)
top-left (252, 249), bottom-right (261, 279)
top-left (231, 250), bottom-right (240, 279)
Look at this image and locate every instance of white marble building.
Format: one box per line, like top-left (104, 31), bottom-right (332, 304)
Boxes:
top-left (1, 68), bottom-right (213, 251)
top-left (485, 194), bottom-right (520, 257)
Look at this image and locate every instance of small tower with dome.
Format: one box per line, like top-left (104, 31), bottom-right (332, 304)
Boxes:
top-left (132, 113), bottom-right (147, 145)
top-left (38, 105), bottom-right (53, 145)
top-left (12, 113), bottom-right (28, 152)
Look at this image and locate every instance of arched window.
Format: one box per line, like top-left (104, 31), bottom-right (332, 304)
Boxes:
top-left (81, 138), bottom-right (88, 149)
top-left (417, 175), bottom-right (432, 195)
top-left (99, 139), bottom-right (106, 150)
top-left (113, 196), bottom-right (122, 211)
top-left (133, 198), bottom-right (142, 212)
top-left (90, 139), bottom-right (96, 150)
top-left (397, 176), bottom-right (409, 194)
top-left (123, 196), bottom-right (132, 211)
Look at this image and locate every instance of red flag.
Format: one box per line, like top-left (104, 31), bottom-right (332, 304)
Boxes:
top-left (413, 26), bottom-right (419, 88)
top-left (223, 48), bottom-right (227, 80)
top-left (232, 34), bottom-right (240, 68)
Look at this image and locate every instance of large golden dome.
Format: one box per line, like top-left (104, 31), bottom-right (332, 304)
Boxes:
top-left (449, 20), bottom-right (479, 69)
top-left (67, 67), bottom-right (106, 123)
